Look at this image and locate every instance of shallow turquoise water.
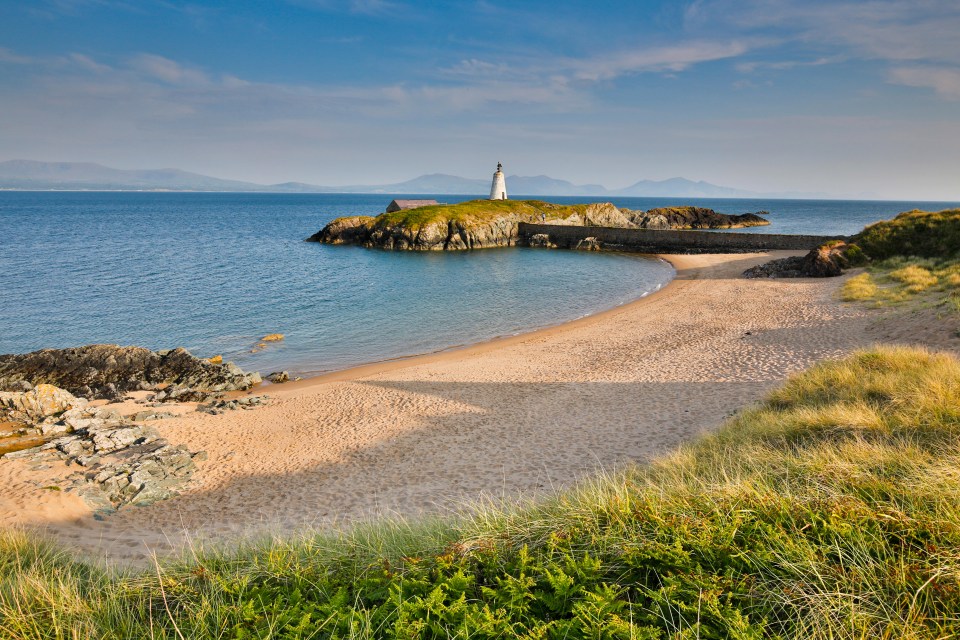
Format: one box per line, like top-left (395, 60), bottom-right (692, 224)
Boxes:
top-left (0, 192), bottom-right (674, 376)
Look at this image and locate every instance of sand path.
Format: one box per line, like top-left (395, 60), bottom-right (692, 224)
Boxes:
top-left (0, 252), bottom-right (887, 563)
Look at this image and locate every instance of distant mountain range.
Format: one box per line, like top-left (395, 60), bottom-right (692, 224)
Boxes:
top-left (0, 159), bottom-right (829, 199)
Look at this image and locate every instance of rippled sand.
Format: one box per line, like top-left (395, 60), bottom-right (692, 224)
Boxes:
top-left (2, 251), bottom-right (952, 565)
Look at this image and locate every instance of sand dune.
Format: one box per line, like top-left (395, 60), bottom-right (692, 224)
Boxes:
top-left (3, 251), bottom-right (943, 565)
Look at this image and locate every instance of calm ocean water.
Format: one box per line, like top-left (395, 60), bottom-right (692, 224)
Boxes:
top-left (2, 192), bottom-right (956, 376)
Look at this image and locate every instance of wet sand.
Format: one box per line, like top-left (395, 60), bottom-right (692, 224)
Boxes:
top-left (2, 251), bottom-right (942, 565)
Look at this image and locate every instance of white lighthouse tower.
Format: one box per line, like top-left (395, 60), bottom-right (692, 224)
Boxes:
top-left (489, 162), bottom-right (507, 200)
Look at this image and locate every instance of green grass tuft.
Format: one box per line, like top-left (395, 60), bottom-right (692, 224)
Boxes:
top-left (841, 256), bottom-right (960, 312)
top-left (841, 272), bottom-right (879, 302)
top-left (4, 347), bottom-right (960, 637)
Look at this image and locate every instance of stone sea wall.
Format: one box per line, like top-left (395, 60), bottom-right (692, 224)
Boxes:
top-left (518, 223), bottom-right (845, 254)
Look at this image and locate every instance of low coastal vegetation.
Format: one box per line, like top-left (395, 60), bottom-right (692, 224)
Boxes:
top-left (854, 208), bottom-right (960, 261)
top-left (841, 209), bottom-right (960, 312)
top-left (4, 346), bottom-right (960, 637)
top-left (842, 257), bottom-right (960, 311)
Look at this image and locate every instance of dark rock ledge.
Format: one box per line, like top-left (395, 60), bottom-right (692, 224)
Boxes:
top-left (0, 344), bottom-right (261, 401)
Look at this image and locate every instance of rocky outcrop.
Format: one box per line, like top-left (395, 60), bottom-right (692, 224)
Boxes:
top-left (575, 237), bottom-right (603, 251)
top-left (743, 241), bottom-right (855, 278)
top-left (3, 396), bottom-right (205, 513)
top-left (308, 200), bottom-right (770, 251)
top-left (552, 203), bottom-right (636, 229)
top-left (198, 394), bottom-right (269, 415)
top-left (309, 216), bottom-right (376, 244)
top-left (363, 207), bottom-right (563, 251)
top-left (0, 345), bottom-right (261, 400)
top-left (624, 207), bottom-right (769, 230)
top-left (0, 384), bottom-right (85, 423)
top-left (527, 233), bottom-right (557, 249)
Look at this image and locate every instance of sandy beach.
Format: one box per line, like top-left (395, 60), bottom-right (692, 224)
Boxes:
top-left (2, 250), bottom-right (952, 565)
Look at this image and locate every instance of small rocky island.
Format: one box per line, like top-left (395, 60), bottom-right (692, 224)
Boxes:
top-left (308, 200), bottom-right (769, 251)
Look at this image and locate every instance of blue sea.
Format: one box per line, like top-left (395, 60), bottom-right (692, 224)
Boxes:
top-left (1, 192), bottom-right (956, 376)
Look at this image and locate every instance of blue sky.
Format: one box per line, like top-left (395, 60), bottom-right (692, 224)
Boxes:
top-left (1, 0), bottom-right (959, 198)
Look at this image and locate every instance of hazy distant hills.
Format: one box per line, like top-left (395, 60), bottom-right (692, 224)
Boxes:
top-left (0, 159), bottom-right (261, 191)
top-left (0, 159), bottom-right (814, 198)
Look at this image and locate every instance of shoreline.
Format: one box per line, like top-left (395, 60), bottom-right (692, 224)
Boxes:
top-left (272, 253), bottom-right (679, 389)
top-left (1, 251), bottom-right (891, 564)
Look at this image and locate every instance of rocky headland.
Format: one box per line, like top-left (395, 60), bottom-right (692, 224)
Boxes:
top-left (307, 200), bottom-right (769, 251)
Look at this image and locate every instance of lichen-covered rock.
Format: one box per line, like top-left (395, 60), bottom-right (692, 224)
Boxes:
top-left (0, 345), bottom-right (261, 400)
top-left (562, 203), bottom-right (637, 228)
top-left (0, 384), bottom-right (85, 422)
top-left (267, 371), bottom-right (289, 383)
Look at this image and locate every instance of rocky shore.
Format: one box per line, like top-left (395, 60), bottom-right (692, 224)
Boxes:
top-left (2, 385), bottom-right (205, 514)
top-left (0, 345), bottom-right (264, 515)
top-left (308, 200), bottom-right (768, 251)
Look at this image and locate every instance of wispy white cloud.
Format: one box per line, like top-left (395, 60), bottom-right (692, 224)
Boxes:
top-left (687, 0), bottom-right (960, 62)
top-left (442, 58), bottom-right (514, 78)
top-left (30, 0), bottom-right (149, 18)
top-left (439, 38), bottom-right (756, 90)
top-left (889, 65), bottom-right (960, 99)
top-left (65, 52), bottom-right (112, 73)
top-left (128, 53), bottom-right (211, 86)
top-left (284, 0), bottom-right (406, 17)
top-left (0, 47), bottom-right (116, 74)
top-left (686, 0), bottom-right (960, 100)
top-left (348, 0), bottom-right (400, 15)
top-left (0, 47), bottom-right (36, 64)
top-left (571, 41), bottom-right (749, 81)
top-left (736, 56), bottom-right (839, 74)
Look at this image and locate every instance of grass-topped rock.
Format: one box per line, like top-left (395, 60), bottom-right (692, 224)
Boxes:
top-left (745, 208), bottom-right (960, 279)
top-left (308, 200), bottom-right (769, 250)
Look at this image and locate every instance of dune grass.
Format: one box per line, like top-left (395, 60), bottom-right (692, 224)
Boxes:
top-left (3, 346), bottom-right (960, 637)
top-left (841, 256), bottom-right (960, 313)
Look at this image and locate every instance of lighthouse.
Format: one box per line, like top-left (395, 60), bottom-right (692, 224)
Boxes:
top-left (489, 162), bottom-right (507, 200)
